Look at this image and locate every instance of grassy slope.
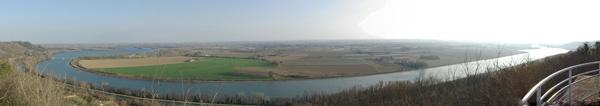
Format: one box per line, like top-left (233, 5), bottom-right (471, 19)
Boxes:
top-left (93, 57), bottom-right (276, 80)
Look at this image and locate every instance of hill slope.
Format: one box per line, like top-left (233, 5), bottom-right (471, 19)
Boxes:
top-left (0, 41), bottom-right (68, 106)
top-left (560, 40), bottom-right (600, 50)
top-left (0, 41), bottom-right (47, 65)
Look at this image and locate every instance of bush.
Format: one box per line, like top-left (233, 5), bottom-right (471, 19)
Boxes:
top-left (396, 60), bottom-right (428, 68)
top-left (0, 70), bottom-right (67, 105)
top-left (233, 67), bottom-right (274, 78)
top-left (83, 94), bottom-right (96, 103)
top-left (0, 62), bottom-right (12, 76)
top-left (419, 55), bottom-right (440, 60)
top-left (68, 97), bottom-right (87, 105)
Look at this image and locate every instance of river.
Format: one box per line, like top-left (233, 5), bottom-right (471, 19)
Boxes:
top-left (36, 47), bottom-right (569, 98)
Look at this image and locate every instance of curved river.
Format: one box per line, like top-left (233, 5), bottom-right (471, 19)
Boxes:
top-left (37, 47), bottom-right (569, 98)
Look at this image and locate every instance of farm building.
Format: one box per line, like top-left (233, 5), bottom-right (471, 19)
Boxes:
top-left (186, 58), bottom-right (201, 62)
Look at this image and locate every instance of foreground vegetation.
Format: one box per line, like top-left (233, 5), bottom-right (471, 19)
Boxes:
top-left (0, 42), bottom-right (71, 106)
top-left (92, 57), bottom-right (276, 80)
top-left (0, 63), bottom-right (68, 106)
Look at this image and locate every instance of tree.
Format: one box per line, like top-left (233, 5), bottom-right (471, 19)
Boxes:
top-left (595, 41), bottom-right (600, 54)
top-left (0, 62), bottom-right (12, 76)
top-left (578, 42), bottom-right (591, 56)
top-left (419, 55), bottom-right (440, 60)
top-left (396, 60), bottom-right (427, 69)
top-left (83, 95), bottom-right (96, 103)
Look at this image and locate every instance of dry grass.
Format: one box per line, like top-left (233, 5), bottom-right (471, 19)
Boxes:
top-left (557, 75), bottom-right (600, 105)
top-left (79, 56), bottom-right (193, 68)
top-left (0, 68), bottom-right (67, 106)
top-left (0, 41), bottom-right (69, 106)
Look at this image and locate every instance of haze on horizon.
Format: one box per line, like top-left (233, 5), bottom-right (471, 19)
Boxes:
top-left (1, 0), bottom-right (599, 44)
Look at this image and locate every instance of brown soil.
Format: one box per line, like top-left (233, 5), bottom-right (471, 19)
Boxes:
top-left (79, 56), bottom-right (193, 68)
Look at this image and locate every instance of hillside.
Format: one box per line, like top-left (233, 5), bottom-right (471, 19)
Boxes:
top-left (0, 41), bottom-right (47, 66)
top-left (0, 42), bottom-right (130, 106)
top-left (0, 41), bottom-right (68, 106)
top-left (560, 40), bottom-right (600, 50)
top-left (0, 41), bottom-right (45, 58)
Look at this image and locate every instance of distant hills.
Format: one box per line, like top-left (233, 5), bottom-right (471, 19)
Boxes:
top-left (560, 40), bottom-right (600, 50)
top-left (0, 41), bottom-right (46, 62)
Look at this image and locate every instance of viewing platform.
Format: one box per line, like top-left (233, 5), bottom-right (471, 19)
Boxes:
top-left (522, 61), bottom-right (600, 106)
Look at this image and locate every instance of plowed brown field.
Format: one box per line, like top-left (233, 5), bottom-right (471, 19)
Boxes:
top-left (79, 56), bottom-right (194, 68)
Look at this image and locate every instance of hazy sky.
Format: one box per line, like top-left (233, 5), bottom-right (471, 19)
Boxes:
top-left (1, 0), bottom-right (599, 44)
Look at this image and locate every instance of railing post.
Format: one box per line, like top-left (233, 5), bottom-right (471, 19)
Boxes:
top-left (537, 87), bottom-right (541, 106)
top-left (598, 63), bottom-right (600, 99)
top-left (569, 69), bottom-right (572, 105)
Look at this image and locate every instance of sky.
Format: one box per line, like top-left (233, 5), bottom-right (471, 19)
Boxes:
top-left (1, 0), bottom-right (599, 44)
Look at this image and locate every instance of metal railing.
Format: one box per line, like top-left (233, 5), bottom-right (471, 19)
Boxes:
top-left (521, 61), bottom-right (600, 106)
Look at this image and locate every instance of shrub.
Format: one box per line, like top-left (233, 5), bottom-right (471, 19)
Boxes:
top-left (419, 55), bottom-right (440, 60)
top-left (83, 94), bottom-right (96, 103)
top-left (233, 67), bottom-right (274, 78)
top-left (0, 69), bottom-right (67, 105)
top-left (68, 97), bottom-right (87, 105)
top-left (396, 60), bottom-right (428, 68)
top-left (0, 62), bottom-right (12, 76)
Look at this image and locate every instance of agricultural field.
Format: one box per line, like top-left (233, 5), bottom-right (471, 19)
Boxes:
top-left (90, 57), bottom-right (276, 80)
top-left (73, 40), bottom-right (534, 80)
top-left (276, 65), bottom-right (377, 76)
top-left (79, 56), bottom-right (192, 68)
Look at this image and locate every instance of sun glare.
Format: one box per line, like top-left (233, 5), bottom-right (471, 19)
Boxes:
top-left (360, 0), bottom-right (600, 44)
top-left (359, 0), bottom-right (408, 39)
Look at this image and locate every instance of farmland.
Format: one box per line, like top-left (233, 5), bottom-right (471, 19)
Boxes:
top-left (71, 39), bottom-right (533, 81)
top-left (79, 56), bottom-right (192, 68)
top-left (90, 57), bottom-right (276, 80)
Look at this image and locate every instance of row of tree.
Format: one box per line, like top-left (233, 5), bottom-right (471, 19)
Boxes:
top-left (76, 53), bottom-right (137, 60)
top-left (419, 55), bottom-right (440, 60)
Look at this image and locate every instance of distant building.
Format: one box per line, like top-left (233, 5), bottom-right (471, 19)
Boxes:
top-left (187, 58), bottom-right (200, 62)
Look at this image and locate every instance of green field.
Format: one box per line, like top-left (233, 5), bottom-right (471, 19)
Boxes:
top-left (92, 57), bottom-right (276, 80)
